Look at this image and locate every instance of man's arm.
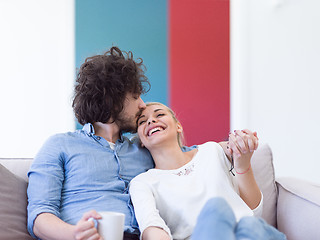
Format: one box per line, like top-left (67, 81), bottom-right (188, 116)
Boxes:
top-left (218, 141), bottom-right (232, 161)
top-left (34, 211), bottom-right (102, 240)
top-left (33, 213), bottom-right (75, 240)
top-left (27, 135), bottom-right (66, 238)
top-left (28, 135), bottom-right (101, 240)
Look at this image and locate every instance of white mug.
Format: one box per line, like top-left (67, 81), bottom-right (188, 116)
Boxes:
top-left (97, 211), bottom-right (125, 240)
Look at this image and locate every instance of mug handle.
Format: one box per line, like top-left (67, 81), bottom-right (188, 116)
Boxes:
top-left (88, 217), bottom-right (99, 229)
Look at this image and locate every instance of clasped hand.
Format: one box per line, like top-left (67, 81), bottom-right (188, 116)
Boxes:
top-left (227, 129), bottom-right (259, 174)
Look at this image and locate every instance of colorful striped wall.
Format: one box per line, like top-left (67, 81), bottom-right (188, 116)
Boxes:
top-left (76, 0), bottom-right (229, 145)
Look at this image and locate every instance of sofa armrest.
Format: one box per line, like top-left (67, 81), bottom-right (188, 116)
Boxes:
top-left (276, 177), bottom-right (320, 240)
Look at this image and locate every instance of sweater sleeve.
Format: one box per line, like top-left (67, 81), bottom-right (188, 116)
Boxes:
top-left (129, 177), bottom-right (172, 239)
top-left (252, 191), bottom-right (264, 217)
top-left (217, 142), bottom-right (264, 217)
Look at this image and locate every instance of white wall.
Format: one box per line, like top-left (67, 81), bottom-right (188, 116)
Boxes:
top-left (231, 0), bottom-right (320, 183)
top-left (0, 0), bottom-right (75, 158)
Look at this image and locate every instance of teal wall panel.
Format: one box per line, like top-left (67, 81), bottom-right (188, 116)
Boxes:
top-left (76, 0), bottom-right (168, 105)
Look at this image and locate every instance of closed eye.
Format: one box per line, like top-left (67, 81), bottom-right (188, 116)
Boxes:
top-left (157, 113), bottom-right (165, 117)
top-left (138, 120), bottom-right (146, 126)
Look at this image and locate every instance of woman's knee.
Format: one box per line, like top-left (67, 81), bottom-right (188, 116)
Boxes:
top-left (237, 216), bottom-right (259, 230)
top-left (205, 197), bottom-right (232, 211)
top-left (235, 217), bottom-right (264, 239)
top-left (192, 198), bottom-right (237, 240)
top-left (199, 197), bottom-right (236, 222)
top-left (236, 217), bottom-right (287, 240)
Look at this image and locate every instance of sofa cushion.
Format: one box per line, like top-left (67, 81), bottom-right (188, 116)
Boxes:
top-left (251, 144), bottom-right (278, 227)
top-left (0, 158), bottom-right (33, 182)
top-left (0, 163), bottom-right (33, 239)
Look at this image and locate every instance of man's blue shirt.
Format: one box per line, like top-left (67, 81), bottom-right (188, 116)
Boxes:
top-left (27, 123), bottom-right (154, 238)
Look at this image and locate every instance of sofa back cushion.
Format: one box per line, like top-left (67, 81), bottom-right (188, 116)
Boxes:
top-left (0, 158), bottom-right (33, 182)
top-left (0, 163), bottom-right (33, 239)
top-left (251, 144), bottom-right (278, 227)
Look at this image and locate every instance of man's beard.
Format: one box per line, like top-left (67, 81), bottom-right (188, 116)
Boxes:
top-left (116, 117), bottom-right (135, 133)
top-left (116, 110), bottom-right (142, 133)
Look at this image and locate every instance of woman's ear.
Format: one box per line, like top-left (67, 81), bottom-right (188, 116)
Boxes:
top-left (177, 122), bottom-right (183, 133)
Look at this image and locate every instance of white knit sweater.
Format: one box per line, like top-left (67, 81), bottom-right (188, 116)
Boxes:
top-left (129, 142), bottom-right (263, 240)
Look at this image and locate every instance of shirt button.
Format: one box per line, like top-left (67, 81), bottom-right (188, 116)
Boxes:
top-left (96, 136), bottom-right (101, 140)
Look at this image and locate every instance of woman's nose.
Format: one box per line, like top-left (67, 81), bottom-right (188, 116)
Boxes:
top-left (147, 119), bottom-right (156, 125)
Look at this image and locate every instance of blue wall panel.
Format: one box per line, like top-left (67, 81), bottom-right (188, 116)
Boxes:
top-left (76, 0), bottom-right (168, 105)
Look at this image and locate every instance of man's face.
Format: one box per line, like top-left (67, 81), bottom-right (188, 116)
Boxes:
top-left (116, 93), bottom-right (146, 133)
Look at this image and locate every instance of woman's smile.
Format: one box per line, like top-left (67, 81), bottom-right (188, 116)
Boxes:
top-left (147, 126), bottom-right (165, 136)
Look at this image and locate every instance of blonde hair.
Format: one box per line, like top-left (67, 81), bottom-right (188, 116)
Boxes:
top-left (145, 102), bottom-right (185, 147)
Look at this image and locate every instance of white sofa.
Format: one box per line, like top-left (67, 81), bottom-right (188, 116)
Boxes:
top-left (0, 144), bottom-right (320, 239)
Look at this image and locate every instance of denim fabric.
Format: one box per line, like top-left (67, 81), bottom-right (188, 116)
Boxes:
top-left (192, 198), bottom-right (287, 240)
top-left (27, 123), bottom-right (154, 238)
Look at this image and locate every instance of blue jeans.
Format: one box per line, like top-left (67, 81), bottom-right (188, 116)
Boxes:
top-left (191, 198), bottom-right (287, 240)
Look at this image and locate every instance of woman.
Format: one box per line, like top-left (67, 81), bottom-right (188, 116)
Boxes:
top-left (129, 102), bottom-right (286, 240)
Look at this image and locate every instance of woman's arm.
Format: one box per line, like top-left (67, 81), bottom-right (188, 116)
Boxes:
top-left (129, 179), bottom-right (172, 240)
top-left (34, 211), bottom-right (102, 240)
top-left (142, 227), bottom-right (170, 240)
top-left (229, 130), bottom-right (261, 210)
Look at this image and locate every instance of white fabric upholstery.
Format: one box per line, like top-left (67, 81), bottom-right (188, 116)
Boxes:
top-left (251, 144), bottom-right (278, 227)
top-left (1, 144), bottom-right (320, 240)
top-left (0, 159), bottom-right (32, 182)
top-left (277, 178), bottom-right (320, 240)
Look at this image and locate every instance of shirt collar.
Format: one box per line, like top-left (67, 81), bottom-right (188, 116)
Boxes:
top-left (82, 123), bottom-right (95, 135)
top-left (82, 123), bottom-right (127, 142)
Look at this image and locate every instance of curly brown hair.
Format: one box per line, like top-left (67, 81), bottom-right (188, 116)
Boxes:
top-left (72, 46), bottom-right (150, 125)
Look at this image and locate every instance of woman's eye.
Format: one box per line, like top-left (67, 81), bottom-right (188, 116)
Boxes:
top-left (157, 113), bottom-right (165, 117)
top-left (138, 120), bottom-right (146, 126)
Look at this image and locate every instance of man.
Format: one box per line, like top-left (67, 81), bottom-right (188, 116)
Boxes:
top-left (27, 47), bottom-right (155, 240)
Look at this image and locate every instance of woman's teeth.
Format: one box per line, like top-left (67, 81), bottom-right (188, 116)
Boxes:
top-left (148, 127), bottom-right (163, 136)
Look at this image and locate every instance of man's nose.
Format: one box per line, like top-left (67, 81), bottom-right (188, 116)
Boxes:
top-left (139, 97), bottom-right (146, 109)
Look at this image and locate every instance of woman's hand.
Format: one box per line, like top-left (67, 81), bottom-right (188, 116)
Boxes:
top-left (228, 129), bottom-right (261, 210)
top-left (228, 129), bottom-right (259, 174)
top-left (73, 210), bottom-right (102, 240)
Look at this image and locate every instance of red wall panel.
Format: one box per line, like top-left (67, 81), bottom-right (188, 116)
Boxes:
top-left (169, 0), bottom-right (230, 145)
